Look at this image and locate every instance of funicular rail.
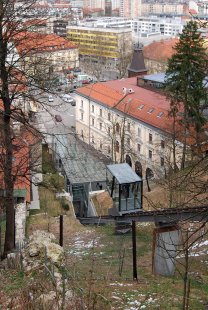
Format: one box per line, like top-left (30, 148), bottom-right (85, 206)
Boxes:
top-left (78, 205), bottom-right (208, 225)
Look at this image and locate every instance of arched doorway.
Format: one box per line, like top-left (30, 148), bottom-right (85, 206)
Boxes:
top-left (146, 168), bottom-right (154, 192)
top-left (125, 154), bottom-right (132, 167)
top-left (135, 161), bottom-right (143, 178)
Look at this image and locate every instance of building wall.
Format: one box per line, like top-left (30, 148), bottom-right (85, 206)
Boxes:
top-left (144, 58), bottom-right (168, 74)
top-left (67, 27), bottom-right (132, 59)
top-left (131, 18), bottom-right (183, 37)
top-left (75, 93), bottom-right (168, 178)
top-left (141, 3), bottom-right (186, 15)
top-left (24, 48), bottom-right (79, 72)
top-left (120, 0), bottom-right (142, 18)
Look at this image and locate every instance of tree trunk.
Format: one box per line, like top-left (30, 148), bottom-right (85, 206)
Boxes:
top-left (3, 113), bottom-right (15, 257)
top-left (0, 23), bottom-right (15, 256)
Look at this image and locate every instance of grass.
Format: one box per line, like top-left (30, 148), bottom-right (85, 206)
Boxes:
top-left (0, 219), bottom-right (6, 256)
top-left (64, 222), bottom-right (208, 310)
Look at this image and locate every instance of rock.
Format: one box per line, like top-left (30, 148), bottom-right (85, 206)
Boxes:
top-left (46, 243), bottom-right (64, 267)
top-left (28, 243), bottom-right (40, 257)
top-left (29, 230), bottom-right (56, 245)
top-left (65, 290), bottom-right (73, 301)
top-left (39, 291), bottom-right (56, 304)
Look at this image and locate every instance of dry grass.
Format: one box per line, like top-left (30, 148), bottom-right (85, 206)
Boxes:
top-left (92, 192), bottom-right (113, 216)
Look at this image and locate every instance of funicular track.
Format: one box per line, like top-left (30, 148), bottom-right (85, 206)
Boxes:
top-left (78, 205), bottom-right (208, 225)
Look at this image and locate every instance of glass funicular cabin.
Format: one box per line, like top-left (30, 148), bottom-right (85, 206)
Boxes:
top-left (106, 163), bottom-right (143, 215)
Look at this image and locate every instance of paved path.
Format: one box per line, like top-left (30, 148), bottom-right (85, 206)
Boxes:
top-left (29, 173), bottom-right (43, 210)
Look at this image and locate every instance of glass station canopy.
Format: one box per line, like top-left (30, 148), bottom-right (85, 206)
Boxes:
top-left (106, 163), bottom-right (143, 214)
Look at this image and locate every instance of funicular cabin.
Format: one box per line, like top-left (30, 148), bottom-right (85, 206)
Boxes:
top-left (106, 163), bottom-right (143, 215)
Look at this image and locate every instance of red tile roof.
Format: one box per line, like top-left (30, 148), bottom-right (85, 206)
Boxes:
top-left (13, 32), bottom-right (77, 55)
top-left (76, 78), bottom-right (172, 133)
top-left (143, 38), bottom-right (178, 62)
top-left (76, 78), bottom-right (208, 149)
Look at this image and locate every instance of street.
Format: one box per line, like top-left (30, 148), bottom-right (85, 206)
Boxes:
top-left (35, 92), bottom-right (76, 136)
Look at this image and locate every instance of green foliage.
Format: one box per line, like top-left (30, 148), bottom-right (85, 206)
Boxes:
top-left (165, 20), bottom-right (208, 131)
top-left (59, 197), bottom-right (70, 211)
top-left (40, 173), bottom-right (64, 192)
top-left (5, 271), bottom-right (25, 293)
top-left (42, 145), bottom-right (56, 174)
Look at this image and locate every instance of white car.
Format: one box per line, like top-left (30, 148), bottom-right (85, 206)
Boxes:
top-left (61, 94), bottom-right (75, 104)
top-left (48, 95), bottom-right (54, 102)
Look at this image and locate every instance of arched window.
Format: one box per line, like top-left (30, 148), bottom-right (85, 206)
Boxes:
top-left (135, 161), bottom-right (142, 178)
top-left (116, 123), bottom-right (120, 133)
top-left (115, 140), bottom-right (119, 153)
top-left (126, 154), bottom-right (132, 167)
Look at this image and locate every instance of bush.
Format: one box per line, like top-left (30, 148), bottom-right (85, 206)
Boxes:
top-left (59, 197), bottom-right (69, 211)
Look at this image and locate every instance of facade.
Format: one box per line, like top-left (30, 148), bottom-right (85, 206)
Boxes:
top-left (143, 38), bottom-right (178, 74)
top-left (74, 76), bottom-right (208, 179)
top-left (74, 78), bottom-right (173, 179)
top-left (13, 32), bottom-right (79, 73)
top-left (67, 26), bottom-right (132, 60)
top-left (83, 0), bottom-right (105, 9)
top-left (120, 0), bottom-right (142, 18)
top-left (131, 17), bottom-right (184, 38)
top-left (141, 3), bottom-right (187, 16)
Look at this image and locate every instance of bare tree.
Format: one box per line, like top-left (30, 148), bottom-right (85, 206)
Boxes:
top-left (0, 0), bottom-right (67, 256)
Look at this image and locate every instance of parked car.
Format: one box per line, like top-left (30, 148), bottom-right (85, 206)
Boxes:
top-left (82, 80), bottom-right (90, 85)
top-left (48, 95), bottom-right (54, 102)
top-left (74, 68), bottom-right (81, 73)
top-left (61, 94), bottom-right (76, 106)
top-left (55, 115), bottom-right (62, 122)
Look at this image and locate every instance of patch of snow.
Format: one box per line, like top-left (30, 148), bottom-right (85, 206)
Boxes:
top-left (110, 282), bottom-right (133, 287)
top-left (191, 240), bottom-right (208, 249)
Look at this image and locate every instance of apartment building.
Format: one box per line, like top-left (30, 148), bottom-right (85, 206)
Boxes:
top-left (67, 26), bottom-right (132, 60)
top-left (74, 78), bottom-right (171, 179)
top-left (83, 0), bottom-right (105, 9)
top-left (141, 3), bottom-right (187, 16)
top-left (132, 17), bottom-right (184, 37)
top-left (13, 32), bottom-right (79, 73)
top-left (120, 0), bottom-right (142, 18)
top-left (74, 75), bottom-right (207, 179)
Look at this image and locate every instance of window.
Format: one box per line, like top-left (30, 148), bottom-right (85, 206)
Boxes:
top-left (161, 140), bottom-right (165, 149)
top-left (100, 122), bottom-right (102, 130)
top-left (138, 127), bottom-right (141, 137)
top-left (138, 104), bottom-right (144, 110)
top-left (100, 108), bottom-right (102, 117)
top-left (115, 140), bottom-right (119, 153)
top-left (127, 122), bottom-right (130, 132)
top-left (91, 118), bottom-right (94, 126)
top-left (157, 111), bottom-right (164, 118)
top-left (100, 142), bottom-right (102, 149)
top-left (91, 105), bottom-right (94, 113)
top-left (108, 113), bottom-right (111, 121)
top-left (149, 133), bottom-right (152, 144)
top-left (81, 100), bottom-right (83, 108)
top-left (149, 150), bottom-right (152, 160)
top-left (148, 108), bottom-right (154, 114)
top-left (92, 135), bottom-right (94, 144)
top-left (108, 145), bottom-right (111, 154)
top-left (127, 137), bottom-right (130, 146)
top-left (137, 144), bottom-right (141, 153)
top-left (161, 157), bottom-right (164, 167)
top-left (108, 127), bottom-right (111, 135)
top-left (81, 129), bottom-right (84, 138)
top-left (80, 112), bottom-right (83, 121)
top-left (116, 123), bottom-right (120, 133)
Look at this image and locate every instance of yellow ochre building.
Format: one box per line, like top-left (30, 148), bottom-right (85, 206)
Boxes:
top-left (67, 26), bottom-right (132, 60)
